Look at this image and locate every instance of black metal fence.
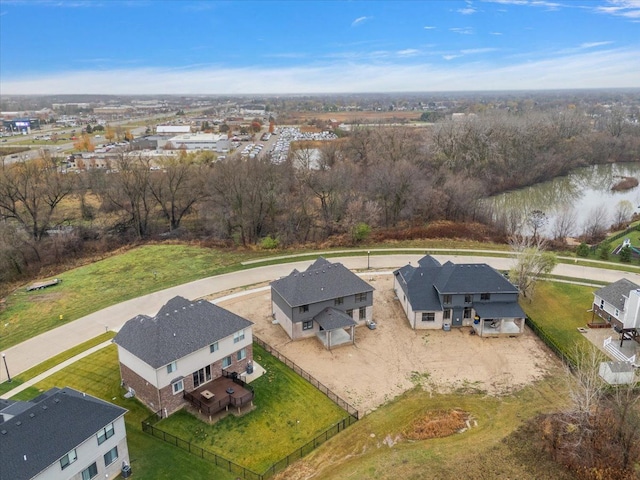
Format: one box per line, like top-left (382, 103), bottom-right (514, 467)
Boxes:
top-left (254, 335), bottom-right (360, 419)
top-left (140, 337), bottom-right (360, 479)
top-left (525, 316), bottom-right (576, 368)
top-left (141, 411), bottom-right (357, 479)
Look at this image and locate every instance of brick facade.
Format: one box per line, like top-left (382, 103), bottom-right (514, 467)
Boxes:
top-left (120, 346), bottom-right (254, 416)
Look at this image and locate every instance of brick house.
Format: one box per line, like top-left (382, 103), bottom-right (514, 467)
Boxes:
top-left (114, 296), bottom-right (253, 416)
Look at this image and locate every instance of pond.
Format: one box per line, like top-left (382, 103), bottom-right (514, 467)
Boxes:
top-left (485, 162), bottom-right (640, 237)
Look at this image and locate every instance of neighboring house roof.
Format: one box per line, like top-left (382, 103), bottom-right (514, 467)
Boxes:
top-left (0, 387), bottom-right (127, 480)
top-left (394, 255), bottom-right (518, 312)
top-left (594, 278), bottom-right (640, 312)
top-left (114, 296), bottom-right (253, 369)
top-left (270, 257), bottom-right (373, 307)
top-left (314, 307), bottom-right (358, 330)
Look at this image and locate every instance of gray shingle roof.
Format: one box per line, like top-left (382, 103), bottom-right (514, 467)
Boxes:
top-left (314, 307), bottom-right (358, 330)
top-left (114, 296), bottom-right (253, 369)
top-left (433, 261), bottom-right (517, 294)
top-left (270, 258), bottom-right (373, 307)
top-left (594, 278), bottom-right (640, 311)
top-left (394, 255), bottom-right (518, 311)
top-left (0, 387), bottom-right (126, 480)
top-left (473, 302), bottom-right (525, 319)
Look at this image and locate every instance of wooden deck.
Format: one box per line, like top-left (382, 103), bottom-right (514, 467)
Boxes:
top-left (183, 374), bottom-right (254, 420)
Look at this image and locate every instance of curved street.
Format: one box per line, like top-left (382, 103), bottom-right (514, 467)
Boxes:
top-left (3, 253), bottom-right (638, 382)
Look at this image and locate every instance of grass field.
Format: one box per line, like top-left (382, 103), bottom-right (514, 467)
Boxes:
top-left (520, 281), bottom-right (596, 358)
top-left (155, 344), bottom-right (348, 473)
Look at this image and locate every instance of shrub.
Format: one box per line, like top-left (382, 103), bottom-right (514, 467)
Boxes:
top-left (598, 243), bottom-right (610, 260)
top-left (576, 243), bottom-right (590, 257)
top-left (352, 223), bottom-right (371, 243)
top-left (619, 245), bottom-right (632, 262)
top-left (260, 236), bottom-right (280, 250)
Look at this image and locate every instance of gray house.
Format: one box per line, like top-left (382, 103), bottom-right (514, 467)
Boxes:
top-left (592, 278), bottom-right (640, 331)
top-left (114, 296), bottom-right (254, 416)
top-left (270, 257), bottom-right (374, 349)
top-left (0, 387), bottom-right (129, 480)
top-left (394, 255), bottom-right (525, 336)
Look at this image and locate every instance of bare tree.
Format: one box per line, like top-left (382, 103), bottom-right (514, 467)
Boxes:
top-left (551, 208), bottom-right (578, 241)
top-left (509, 235), bottom-right (557, 299)
top-left (613, 199), bottom-right (634, 229)
top-left (527, 209), bottom-right (548, 241)
top-left (581, 205), bottom-right (609, 242)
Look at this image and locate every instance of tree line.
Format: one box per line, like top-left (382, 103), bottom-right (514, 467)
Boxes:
top-left (1, 108), bottom-right (639, 289)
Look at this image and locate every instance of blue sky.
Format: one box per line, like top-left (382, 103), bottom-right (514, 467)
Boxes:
top-left (1, 0), bottom-right (639, 94)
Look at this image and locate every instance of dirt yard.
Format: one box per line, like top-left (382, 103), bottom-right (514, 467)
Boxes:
top-left (211, 274), bottom-right (560, 415)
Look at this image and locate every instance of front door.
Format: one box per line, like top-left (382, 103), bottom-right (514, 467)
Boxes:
top-left (452, 307), bottom-right (463, 327)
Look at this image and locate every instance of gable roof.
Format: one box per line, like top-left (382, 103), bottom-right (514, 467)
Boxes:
top-left (394, 255), bottom-right (518, 311)
top-left (270, 257), bottom-right (373, 307)
top-left (114, 296), bottom-right (253, 369)
top-left (314, 307), bottom-right (358, 330)
top-left (594, 278), bottom-right (640, 311)
top-left (0, 387), bottom-right (126, 480)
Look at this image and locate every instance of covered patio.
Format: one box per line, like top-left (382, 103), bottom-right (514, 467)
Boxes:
top-left (471, 303), bottom-right (526, 337)
top-left (183, 371), bottom-right (255, 421)
top-left (314, 307), bottom-right (357, 350)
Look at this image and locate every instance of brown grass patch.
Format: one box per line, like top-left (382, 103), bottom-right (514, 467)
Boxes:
top-left (27, 292), bottom-right (64, 303)
top-left (404, 409), bottom-right (470, 440)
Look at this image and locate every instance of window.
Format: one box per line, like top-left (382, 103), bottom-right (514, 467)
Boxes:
top-left (193, 366), bottom-right (212, 388)
top-left (463, 307), bottom-right (472, 319)
top-left (464, 294), bottom-right (472, 304)
top-left (60, 449), bottom-right (77, 470)
top-left (615, 309), bottom-right (619, 317)
top-left (104, 446), bottom-right (118, 467)
top-left (210, 342), bottom-right (219, 353)
top-left (443, 294), bottom-right (452, 305)
top-left (600, 300), bottom-right (605, 308)
top-left (299, 305), bottom-right (309, 313)
top-left (302, 320), bottom-right (313, 330)
top-left (334, 297), bottom-right (344, 306)
top-left (422, 312), bottom-right (435, 322)
top-left (222, 356), bottom-right (232, 368)
top-left (172, 379), bottom-right (184, 394)
top-left (166, 361), bottom-right (177, 374)
top-left (97, 423), bottom-right (115, 445)
top-left (359, 306), bottom-right (367, 320)
top-left (233, 330), bottom-right (245, 343)
top-left (81, 462), bottom-right (98, 480)
top-left (237, 348), bottom-right (246, 361)
top-left (481, 293), bottom-right (491, 301)
top-left (355, 292), bottom-right (368, 302)
top-left (346, 309), bottom-right (353, 318)
top-left (443, 309), bottom-right (451, 320)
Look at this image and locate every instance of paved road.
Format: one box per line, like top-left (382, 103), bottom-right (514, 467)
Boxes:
top-left (2, 254), bottom-right (638, 380)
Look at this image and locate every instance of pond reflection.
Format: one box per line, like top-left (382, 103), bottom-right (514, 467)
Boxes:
top-left (484, 163), bottom-right (640, 236)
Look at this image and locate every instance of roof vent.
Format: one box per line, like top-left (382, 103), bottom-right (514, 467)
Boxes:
top-left (29, 413), bottom-right (35, 418)
top-left (54, 398), bottom-right (60, 403)
top-left (1, 430), bottom-right (6, 435)
top-left (15, 421), bottom-right (21, 426)
top-left (173, 333), bottom-right (176, 337)
top-left (42, 405), bottom-right (48, 410)
top-left (24, 454), bottom-right (27, 461)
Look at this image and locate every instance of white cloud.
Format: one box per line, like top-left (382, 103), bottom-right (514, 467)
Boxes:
top-left (460, 48), bottom-right (499, 54)
top-left (458, 6), bottom-right (477, 14)
top-left (580, 41), bottom-right (614, 48)
top-left (423, 26), bottom-right (436, 29)
top-left (2, 48), bottom-right (639, 95)
top-left (397, 49), bottom-right (421, 57)
top-left (595, 0), bottom-right (640, 18)
top-left (450, 27), bottom-right (475, 34)
top-left (351, 16), bottom-right (371, 27)
top-left (490, 31), bottom-right (503, 35)
top-left (442, 55), bottom-right (463, 60)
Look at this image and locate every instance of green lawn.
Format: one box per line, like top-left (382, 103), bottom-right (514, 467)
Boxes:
top-left (0, 331), bottom-right (115, 397)
top-left (519, 281), bottom-right (597, 358)
top-left (0, 244), bottom-right (251, 351)
top-left (156, 344), bottom-right (348, 473)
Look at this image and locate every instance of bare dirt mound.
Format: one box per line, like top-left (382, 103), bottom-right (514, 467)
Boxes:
top-left (404, 409), bottom-right (471, 440)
